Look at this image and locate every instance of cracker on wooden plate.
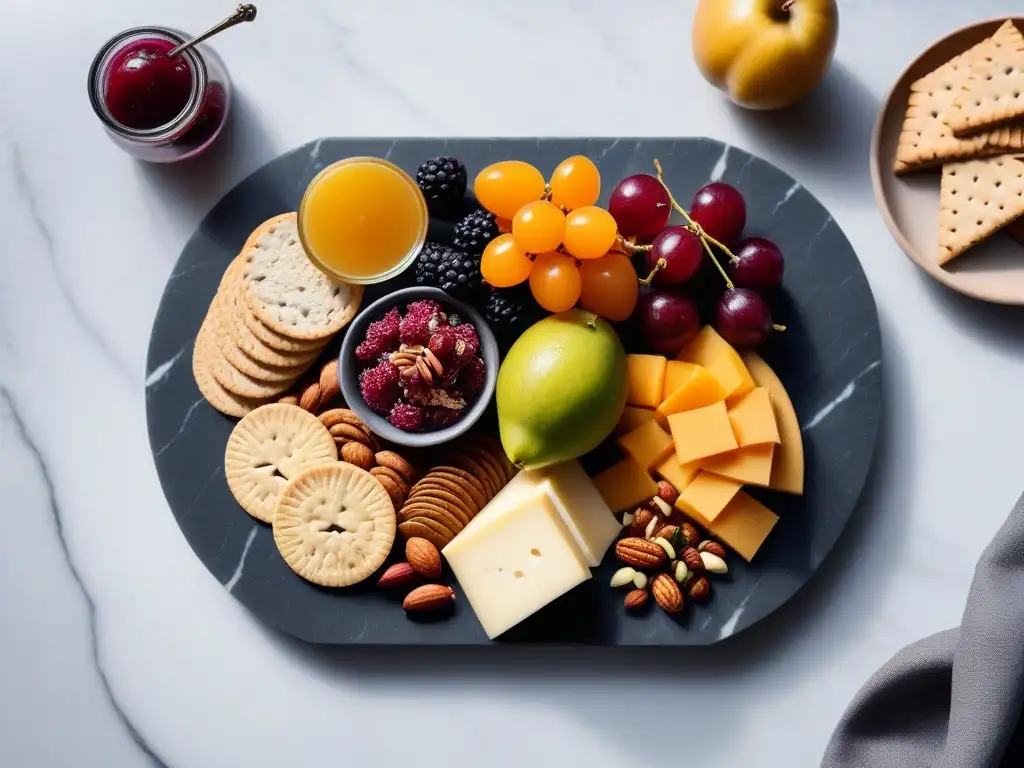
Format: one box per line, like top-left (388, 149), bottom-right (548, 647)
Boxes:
top-left (273, 463), bottom-right (396, 587)
top-left (224, 403), bottom-right (338, 523)
top-left (192, 323), bottom-right (265, 418)
top-left (937, 155), bottom-right (1024, 265)
top-left (948, 20), bottom-right (1024, 136)
top-left (242, 216), bottom-right (363, 341)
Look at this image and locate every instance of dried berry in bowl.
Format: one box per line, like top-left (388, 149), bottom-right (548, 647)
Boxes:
top-left (339, 287), bottom-right (498, 448)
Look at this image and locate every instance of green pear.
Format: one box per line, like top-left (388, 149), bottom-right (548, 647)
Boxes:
top-left (497, 309), bottom-right (627, 470)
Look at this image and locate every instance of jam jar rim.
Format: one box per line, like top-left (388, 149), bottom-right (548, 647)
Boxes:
top-left (87, 26), bottom-right (208, 142)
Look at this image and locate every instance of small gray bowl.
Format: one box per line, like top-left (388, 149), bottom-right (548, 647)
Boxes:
top-left (338, 287), bottom-right (499, 448)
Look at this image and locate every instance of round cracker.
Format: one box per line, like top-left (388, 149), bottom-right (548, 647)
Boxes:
top-left (192, 323), bottom-right (265, 418)
top-left (399, 502), bottom-right (465, 537)
top-left (241, 217), bottom-right (363, 341)
top-left (243, 213), bottom-right (297, 251)
top-left (274, 463), bottom-right (395, 587)
top-left (406, 483), bottom-right (474, 526)
top-left (409, 477), bottom-right (479, 521)
top-left (467, 434), bottom-right (516, 483)
top-left (429, 467), bottom-right (488, 510)
top-left (213, 295), bottom-right (309, 383)
top-left (224, 403), bottom-right (338, 523)
top-left (398, 518), bottom-right (453, 551)
top-left (210, 337), bottom-right (301, 399)
top-left (444, 451), bottom-right (497, 501)
top-left (458, 442), bottom-right (507, 497)
top-left (224, 276), bottom-right (324, 367)
top-left (241, 299), bottom-right (325, 353)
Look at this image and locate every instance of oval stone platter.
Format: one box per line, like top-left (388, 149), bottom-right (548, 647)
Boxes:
top-left (146, 137), bottom-right (882, 645)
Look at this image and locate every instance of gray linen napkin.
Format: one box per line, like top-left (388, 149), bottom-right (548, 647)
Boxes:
top-left (822, 493), bottom-right (1024, 767)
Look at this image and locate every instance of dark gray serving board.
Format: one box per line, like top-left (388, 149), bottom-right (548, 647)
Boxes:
top-left (146, 137), bottom-right (882, 645)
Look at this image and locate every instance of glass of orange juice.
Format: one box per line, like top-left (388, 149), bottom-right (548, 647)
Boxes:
top-left (298, 157), bottom-right (428, 284)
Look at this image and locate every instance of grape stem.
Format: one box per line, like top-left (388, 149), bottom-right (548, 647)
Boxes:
top-left (640, 258), bottom-right (667, 286)
top-left (653, 159), bottom-right (735, 290)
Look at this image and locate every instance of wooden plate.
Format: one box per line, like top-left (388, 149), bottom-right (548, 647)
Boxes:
top-left (871, 17), bottom-right (1024, 304)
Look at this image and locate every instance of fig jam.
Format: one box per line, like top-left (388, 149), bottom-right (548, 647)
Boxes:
top-left (88, 27), bottom-right (231, 162)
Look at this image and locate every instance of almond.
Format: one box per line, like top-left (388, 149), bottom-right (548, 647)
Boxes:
top-left (318, 360), bottom-right (341, 405)
top-left (615, 537), bottom-right (667, 569)
top-left (376, 562), bottom-right (417, 589)
top-left (624, 589), bottom-right (649, 610)
top-left (698, 540), bottom-right (728, 559)
top-left (406, 537), bottom-right (442, 579)
top-left (688, 576), bottom-right (711, 602)
top-left (342, 441), bottom-right (376, 471)
top-left (371, 469), bottom-right (407, 509)
top-left (652, 573), bottom-right (684, 613)
top-left (656, 480), bottom-right (679, 505)
top-left (403, 584), bottom-right (455, 612)
top-left (628, 507), bottom-right (654, 538)
top-left (374, 451), bottom-right (416, 484)
top-left (298, 381), bottom-right (323, 413)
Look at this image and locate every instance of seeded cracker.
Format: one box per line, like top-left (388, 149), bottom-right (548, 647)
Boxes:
top-left (948, 21), bottom-right (1024, 135)
top-left (242, 217), bottom-right (363, 341)
top-left (273, 463), bottom-right (396, 587)
top-left (894, 26), bottom-right (1014, 174)
top-left (224, 404), bottom-right (338, 523)
top-left (937, 156), bottom-right (1024, 265)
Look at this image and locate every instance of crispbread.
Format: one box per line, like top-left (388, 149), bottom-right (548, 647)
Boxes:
top-left (224, 404), bottom-right (338, 523)
top-left (937, 155), bottom-right (1024, 265)
top-left (273, 463), bottom-right (396, 586)
top-left (242, 217), bottom-right (363, 340)
top-left (213, 297), bottom-right (308, 383)
top-left (192, 323), bottom-right (265, 418)
top-left (241, 299), bottom-right (325, 353)
top-left (220, 264), bottom-right (324, 369)
top-left (398, 518), bottom-right (453, 551)
top-left (895, 33), bottom-right (1001, 173)
top-left (948, 21), bottom-right (1024, 135)
top-left (402, 487), bottom-right (473, 529)
top-left (210, 338), bottom-right (300, 399)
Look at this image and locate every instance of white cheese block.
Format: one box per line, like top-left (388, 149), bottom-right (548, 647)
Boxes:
top-left (454, 461), bottom-right (620, 567)
top-left (534, 461), bottom-right (620, 567)
top-left (442, 485), bottom-right (591, 639)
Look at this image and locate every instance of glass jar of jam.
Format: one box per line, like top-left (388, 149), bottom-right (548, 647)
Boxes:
top-left (87, 27), bottom-right (231, 163)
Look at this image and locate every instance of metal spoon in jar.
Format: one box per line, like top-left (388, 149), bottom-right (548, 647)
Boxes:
top-left (167, 4), bottom-right (257, 58)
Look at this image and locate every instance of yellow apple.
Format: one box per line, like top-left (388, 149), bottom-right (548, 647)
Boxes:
top-left (692, 0), bottom-right (838, 110)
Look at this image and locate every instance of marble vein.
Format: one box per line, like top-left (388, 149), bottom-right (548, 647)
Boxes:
top-left (772, 182), bottom-right (801, 215)
top-left (145, 348), bottom-right (185, 388)
top-left (8, 143), bottom-right (132, 381)
top-left (803, 360), bottom-right (881, 430)
top-left (225, 527), bottom-right (258, 593)
top-left (154, 396), bottom-right (204, 457)
top-left (0, 387), bottom-right (171, 768)
top-left (180, 465), bottom-right (223, 523)
top-left (718, 592), bottom-right (754, 639)
top-left (596, 138), bottom-right (620, 161)
top-left (710, 144), bottom-right (730, 181)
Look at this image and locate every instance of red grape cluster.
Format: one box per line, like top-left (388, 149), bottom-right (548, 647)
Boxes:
top-left (608, 161), bottom-right (786, 355)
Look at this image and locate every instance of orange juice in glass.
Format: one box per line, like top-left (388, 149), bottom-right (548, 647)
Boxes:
top-left (298, 157), bottom-right (428, 284)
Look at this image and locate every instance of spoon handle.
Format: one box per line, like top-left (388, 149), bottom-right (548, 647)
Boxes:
top-left (167, 4), bottom-right (257, 58)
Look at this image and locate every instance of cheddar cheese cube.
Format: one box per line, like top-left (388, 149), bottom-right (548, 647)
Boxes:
top-left (700, 443), bottom-right (775, 486)
top-left (676, 326), bottom-right (756, 401)
top-left (656, 364), bottom-right (727, 421)
top-left (675, 471), bottom-right (743, 527)
top-left (614, 406), bottom-right (656, 436)
top-left (707, 491), bottom-right (779, 562)
top-left (626, 354), bottom-right (667, 408)
top-left (654, 457), bottom-right (700, 495)
top-left (742, 353), bottom-right (804, 495)
top-left (617, 419), bottom-right (675, 470)
top-left (727, 387), bottom-right (780, 446)
top-left (667, 400), bottom-right (738, 465)
top-left (592, 456), bottom-right (660, 513)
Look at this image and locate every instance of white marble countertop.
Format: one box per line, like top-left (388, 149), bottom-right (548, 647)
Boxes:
top-left (2, 1), bottom-right (1023, 765)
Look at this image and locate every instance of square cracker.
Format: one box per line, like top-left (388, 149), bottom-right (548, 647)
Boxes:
top-left (948, 20), bottom-right (1024, 135)
top-left (937, 155), bottom-right (1024, 265)
top-left (895, 22), bottom-right (1021, 174)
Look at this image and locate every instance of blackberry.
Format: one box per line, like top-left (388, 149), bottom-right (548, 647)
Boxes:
top-left (416, 156), bottom-right (467, 214)
top-left (414, 242), bottom-right (483, 300)
top-left (485, 290), bottom-right (525, 334)
top-left (453, 209), bottom-right (499, 254)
